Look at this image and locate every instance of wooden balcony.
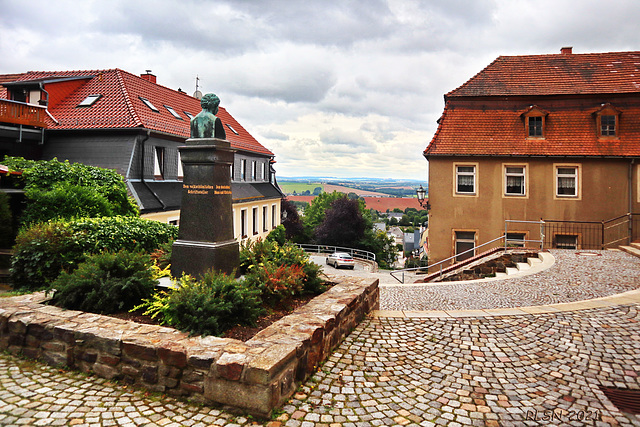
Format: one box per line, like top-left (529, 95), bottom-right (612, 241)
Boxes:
top-left (0, 99), bottom-right (48, 128)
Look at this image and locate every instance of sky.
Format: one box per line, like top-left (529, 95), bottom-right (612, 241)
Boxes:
top-left (1, 0), bottom-right (639, 181)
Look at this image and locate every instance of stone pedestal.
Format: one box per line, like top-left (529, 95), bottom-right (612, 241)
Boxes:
top-left (171, 138), bottom-right (239, 278)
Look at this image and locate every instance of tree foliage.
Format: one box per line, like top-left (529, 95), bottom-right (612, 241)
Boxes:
top-left (281, 198), bottom-right (304, 242)
top-left (315, 197), bottom-right (366, 247)
top-left (2, 156), bottom-right (138, 225)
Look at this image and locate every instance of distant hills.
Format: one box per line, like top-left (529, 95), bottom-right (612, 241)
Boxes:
top-left (278, 177), bottom-right (428, 198)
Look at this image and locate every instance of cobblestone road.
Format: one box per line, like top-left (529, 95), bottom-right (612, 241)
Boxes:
top-left (2, 250), bottom-right (640, 426)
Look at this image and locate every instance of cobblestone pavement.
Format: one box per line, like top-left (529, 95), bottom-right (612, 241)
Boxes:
top-left (381, 250), bottom-right (640, 310)
top-left (2, 251), bottom-right (640, 426)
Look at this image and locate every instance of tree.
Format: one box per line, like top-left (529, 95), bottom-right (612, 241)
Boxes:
top-left (281, 199), bottom-right (304, 242)
top-left (398, 215), bottom-right (411, 226)
top-left (301, 191), bottom-right (347, 242)
top-left (312, 187), bottom-right (322, 195)
top-left (315, 197), bottom-right (366, 247)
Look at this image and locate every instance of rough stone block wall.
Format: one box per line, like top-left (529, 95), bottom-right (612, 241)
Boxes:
top-left (0, 276), bottom-right (378, 417)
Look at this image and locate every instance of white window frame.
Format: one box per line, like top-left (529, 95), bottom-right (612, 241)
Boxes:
top-left (261, 163), bottom-right (266, 181)
top-left (241, 159), bottom-right (247, 181)
top-left (153, 147), bottom-right (164, 179)
top-left (241, 209), bottom-right (248, 238)
top-left (252, 161), bottom-right (257, 181)
top-left (504, 165), bottom-right (526, 196)
top-left (263, 205), bottom-right (269, 232)
top-left (555, 164), bottom-right (581, 199)
top-left (252, 207), bottom-right (259, 235)
top-left (177, 151), bottom-right (183, 180)
top-left (272, 204), bottom-right (277, 228)
top-left (454, 164), bottom-right (477, 196)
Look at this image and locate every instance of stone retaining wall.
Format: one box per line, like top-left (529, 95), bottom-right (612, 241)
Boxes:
top-left (0, 275), bottom-right (378, 417)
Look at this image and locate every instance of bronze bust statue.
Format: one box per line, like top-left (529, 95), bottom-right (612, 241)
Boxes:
top-left (190, 93), bottom-right (226, 139)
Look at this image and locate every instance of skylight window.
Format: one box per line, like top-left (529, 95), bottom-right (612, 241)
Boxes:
top-left (226, 124), bottom-right (239, 135)
top-left (164, 105), bottom-right (182, 119)
top-left (184, 111), bottom-right (194, 119)
top-left (78, 94), bottom-right (101, 107)
top-left (139, 97), bottom-right (159, 112)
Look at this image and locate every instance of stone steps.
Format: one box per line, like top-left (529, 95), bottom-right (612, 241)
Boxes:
top-left (619, 244), bottom-right (640, 259)
top-left (500, 254), bottom-right (544, 277)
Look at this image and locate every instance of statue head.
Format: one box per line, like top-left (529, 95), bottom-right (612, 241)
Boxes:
top-left (201, 93), bottom-right (221, 115)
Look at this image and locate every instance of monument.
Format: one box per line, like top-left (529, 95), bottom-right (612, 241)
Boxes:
top-left (171, 94), bottom-right (239, 278)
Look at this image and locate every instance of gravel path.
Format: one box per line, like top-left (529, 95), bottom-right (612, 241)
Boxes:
top-left (381, 250), bottom-right (640, 311)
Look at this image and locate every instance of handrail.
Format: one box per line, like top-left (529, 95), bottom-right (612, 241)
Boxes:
top-left (295, 244), bottom-right (376, 262)
top-left (390, 234), bottom-right (507, 284)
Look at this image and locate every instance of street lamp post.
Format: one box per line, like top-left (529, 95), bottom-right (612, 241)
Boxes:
top-left (416, 185), bottom-right (428, 209)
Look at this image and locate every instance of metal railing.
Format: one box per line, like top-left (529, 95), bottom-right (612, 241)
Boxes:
top-left (543, 213), bottom-right (639, 249)
top-left (390, 234), bottom-right (507, 284)
top-left (295, 244), bottom-right (376, 261)
top-left (0, 99), bottom-right (48, 127)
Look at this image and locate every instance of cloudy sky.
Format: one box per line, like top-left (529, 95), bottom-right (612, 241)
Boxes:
top-left (1, 0), bottom-right (639, 180)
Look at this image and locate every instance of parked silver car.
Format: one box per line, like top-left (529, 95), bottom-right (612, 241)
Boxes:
top-left (326, 252), bottom-right (355, 269)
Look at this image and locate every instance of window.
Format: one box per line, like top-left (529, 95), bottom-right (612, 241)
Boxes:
top-left (556, 166), bottom-right (578, 197)
top-left (272, 204), bottom-right (277, 228)
top-left (252, 161), bottom-right (257, 181)
top-left (261, 163), bottom-right (266, 181)
top-left (78, 94), bottom-right (101, 107)
top-left (456, 165), bottom-right (476, 194)
top-left (601, 115), bottom-right (616, 136)
top-left (164, 105), bottom-right (182, 119)
top-left (528, 116), bottom-right (543, 137)
top-left (505, 166), bottom-right (525, 196)
top-left (252, 207), bottom-right (259, 235)
top-left (226, 124), bottom-right (239, 135)
top-left (241, 209), bottom-right (248, 238)
top-left (184, 111), bottom-right (194, 119)
top-left (153, 147), bottom-right (165, 179)
top-left (140, 97), bottom-right (159, 112)
top-left (177, 151), bottom-right (183, 180)
top-left (230, 162), bottom-right (234, 180)
top-left (554, 234), bottom-right (578, 249)
top-left (506, 233), bottom-right (526, 248)
top-left (241, 159), bottom-right (247, 181)
top-left (263, 205), bottom-right (268, 232)
top-left (455, 231), bottom-right (475, 262)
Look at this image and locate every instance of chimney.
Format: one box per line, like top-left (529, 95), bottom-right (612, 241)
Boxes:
top-left (561, 46), bottom-right (573, 55)
top-left (141, 70), bottom-right (157, 84)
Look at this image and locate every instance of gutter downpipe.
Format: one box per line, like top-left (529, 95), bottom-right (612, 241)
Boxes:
top-left (630, 159), bottom-right (635, 244)
top-left (139, 130), bottom-right (166, 210)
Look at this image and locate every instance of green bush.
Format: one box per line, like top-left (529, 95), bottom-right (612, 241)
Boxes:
top-left (0, 191), bottom-right (13, 248)
top-left (136, 271), bottom-right (263, 336)
top-left (21, 182), bottom-right (115, 224)
top-left (11, 217), bottom-right (178, 290)
top-left (240, 238), bottom-right (325, 296)
top-left (244, 262), bottom-right (305, 304)
top-left (2, 156), bottom-right (138, 225)
top-left (266, 224), bottom-right (286, 246)
top-left (51, 251), bottom-right (156, 314)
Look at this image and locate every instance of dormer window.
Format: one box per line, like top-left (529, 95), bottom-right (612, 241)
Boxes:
top-left (528, 116), bottom-right (542, 137)
top-left (521, 106), bottom-right (548, 138)
top-left (184, 111), bottom-right (194, 119)
top-left (595, 104), bottom-right (620, 138)
top-left (601, 115), bottom-right (616, 136)
top-left (78, 94), bottom-right (101, 107)
top-left (139, 97), bottom-right (159, 112)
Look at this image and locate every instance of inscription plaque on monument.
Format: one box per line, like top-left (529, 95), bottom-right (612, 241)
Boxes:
top-left (171, 94), bottom-right (239, 278)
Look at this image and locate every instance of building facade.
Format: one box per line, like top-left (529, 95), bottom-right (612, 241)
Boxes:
top-left (0, 69), bottom-right (283, 243)
top-left (424, 48), bottom-right (640, 265)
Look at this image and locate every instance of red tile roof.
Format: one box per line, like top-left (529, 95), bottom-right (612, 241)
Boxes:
top-left (448, 51), bottom-right (640, 97)
top-left (3, 69), bottom-right (273, 156)
top-left (426, 101), bottom-right (640, 157)
top-left (426, 51), bottom-right (640, 158)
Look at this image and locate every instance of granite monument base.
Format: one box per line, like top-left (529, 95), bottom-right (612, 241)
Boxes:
top-left (171, 239), bottom-right (239, 278)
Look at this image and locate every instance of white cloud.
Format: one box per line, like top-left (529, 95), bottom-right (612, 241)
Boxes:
top-left (2, 0), bottom-right (640, 179)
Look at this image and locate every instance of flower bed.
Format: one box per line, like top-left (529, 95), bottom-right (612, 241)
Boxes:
top-left (0, 275), bottom-right (378, 417)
